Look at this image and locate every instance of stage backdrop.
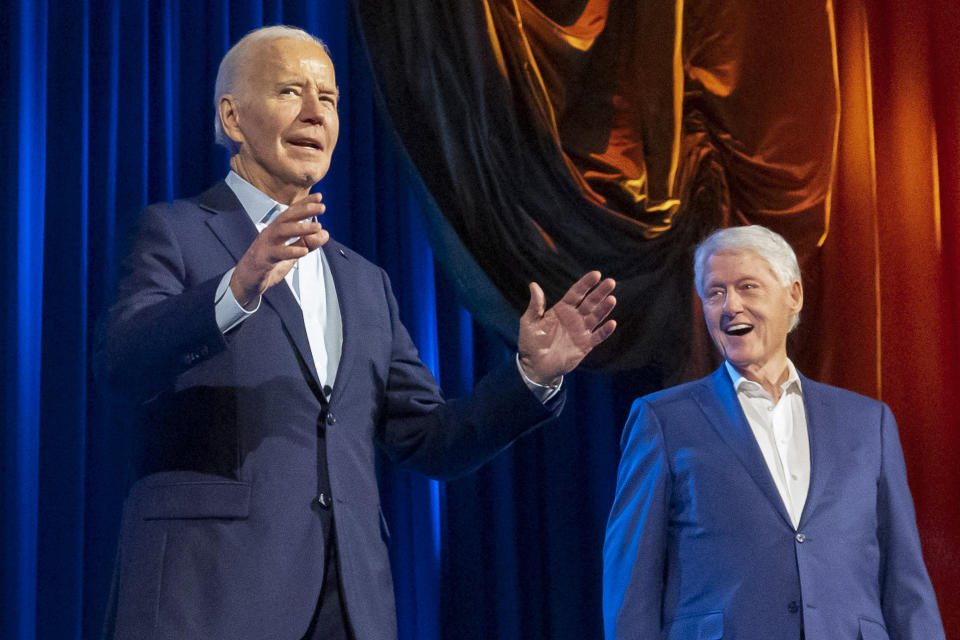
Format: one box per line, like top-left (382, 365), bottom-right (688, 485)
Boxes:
top-left (1, 1), bottom-right (958, 640)
top-left (356, 0), bottom-right (960, 634)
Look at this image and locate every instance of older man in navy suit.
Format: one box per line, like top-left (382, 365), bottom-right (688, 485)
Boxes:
top-left (603, 225), bottom-right (944, 639)
top-left (97, 25), bottom-right (617, 640)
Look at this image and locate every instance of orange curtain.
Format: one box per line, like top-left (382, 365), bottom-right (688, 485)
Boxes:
top-left (485, 0), bottom-right (842, 378)
top-left (485, 0), bottom-right (838, 245)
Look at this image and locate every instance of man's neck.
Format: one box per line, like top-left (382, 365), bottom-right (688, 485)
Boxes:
top-left (731, 357), bottom-right (790, 402)
top-left (229, 157), bottom-right (311, 205)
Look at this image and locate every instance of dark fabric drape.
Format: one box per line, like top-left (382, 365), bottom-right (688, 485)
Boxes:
top-left (353, 0), bottom-right (838, 378)
top-left (356, 0), bottom-right (960, 633)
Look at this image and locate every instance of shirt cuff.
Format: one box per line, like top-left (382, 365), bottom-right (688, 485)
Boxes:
top-left (215, 268), bottom-right (260, 333)
top-left (516, 353), bottom-right (562, 404)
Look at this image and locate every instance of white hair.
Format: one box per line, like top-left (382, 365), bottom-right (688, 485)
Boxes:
top-left (694, 225), bottom-right (802, 330)
top-left (213, 25), bottom-right (330, 154)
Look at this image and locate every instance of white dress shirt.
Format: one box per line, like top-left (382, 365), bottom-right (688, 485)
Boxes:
top-left (725, 360), bottom-right (810, 528)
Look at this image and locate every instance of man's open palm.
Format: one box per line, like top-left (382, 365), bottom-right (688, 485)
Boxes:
top-left (518, 271), bottom-right (617, 385)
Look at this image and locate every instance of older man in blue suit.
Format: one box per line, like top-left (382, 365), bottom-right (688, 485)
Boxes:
top-left (603, 225), bottom-right (944, 639)
top-left (97, 25), bottom-right (617, 640)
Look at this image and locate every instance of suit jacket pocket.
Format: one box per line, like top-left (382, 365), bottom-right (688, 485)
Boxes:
top-left (859, 617), bottom-right (890, 640)
top-left (664, 611), bottom-right (723, 640)
top-left (139, 481), bottom-right (252, 519)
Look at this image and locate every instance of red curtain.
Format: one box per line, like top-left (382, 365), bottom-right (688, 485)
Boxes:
top-left (829, 0), bottom-right (960, 629)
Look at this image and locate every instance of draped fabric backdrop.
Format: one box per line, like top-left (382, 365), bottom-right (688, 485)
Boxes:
top-left (2, 2), bottom-right (958, 640)
top-left (356, 0), bottom-right (960, 634)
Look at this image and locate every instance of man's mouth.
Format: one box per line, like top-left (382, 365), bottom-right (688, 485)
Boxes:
top-left (724, 323), bottom-right (753, 336)
top-left (289, 138), bottom-right (322, 150)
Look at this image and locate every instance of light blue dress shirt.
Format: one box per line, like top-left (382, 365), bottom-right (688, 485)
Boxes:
top-left (215, 171), bottom-right (342, 388)
top-left (214, 171), bottom-right (557, 401)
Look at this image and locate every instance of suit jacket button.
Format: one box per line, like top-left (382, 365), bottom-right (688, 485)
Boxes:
top-left (795, 533), bottom-right (806, 543)
top-left (326, 412), bottom-right (336, 426)
top-left (316, 493), bottom-right (331, 509)
top-left (787, 601), bottom-right (800, 613)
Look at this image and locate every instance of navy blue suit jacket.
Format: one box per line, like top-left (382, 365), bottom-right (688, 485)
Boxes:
top-left (603, 367), bottom-right (943, 640)
top-left (96, 182), bottom-right (561, 639)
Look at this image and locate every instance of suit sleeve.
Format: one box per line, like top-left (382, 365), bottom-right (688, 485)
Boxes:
top-left (602, 398), bottom-right (669, 640)
top-left (876, 403), bottom-right (946, 638)
top-left (94, 205), bottom-right (227, 403)
top-left (375, 270), bottom-right (563, 480)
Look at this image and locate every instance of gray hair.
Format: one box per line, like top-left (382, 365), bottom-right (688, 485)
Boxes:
top-left (694, 225), bottom-right (802, 329)
top-left (213, 25), bottom-right (330, 154)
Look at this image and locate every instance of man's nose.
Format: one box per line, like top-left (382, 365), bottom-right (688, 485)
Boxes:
top-left (299, 93), bottom-right (325, 124)
top-left (722, 290), bottom-right (743, 313)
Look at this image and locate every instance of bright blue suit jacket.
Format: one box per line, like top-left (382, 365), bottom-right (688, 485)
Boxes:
top-left (603, 366), bottom-right (944, 640)
top-left (96, 182), bottom-right (561, 639)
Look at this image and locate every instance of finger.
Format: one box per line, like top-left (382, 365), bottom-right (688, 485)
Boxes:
top-left (590, 319), bottom-right (617, 345)
top-left (581, 288), bottom-right (617, 324)
top-left (279, 222), bottom-right (324, 247)
top-left (291, 191), bottom-right (325, 206)
top-left (301, 228), bottom-right (330, 251)
top-left (273, 220), bottom-right (326, 241)
top-left (521, 282), bottom-right (546, 320)
top-left (267, 242), bottom-right (310, 263)
top-left (579, 277), bottom-right (616, 310)
top-left (277, 196), bottom-right (326, 222)
top-left (560, 271), bottom-right (602, 306)
top-left (584, 294), bottom-right (617, 327)
top-left (277, 204), bottom-right (325, 225)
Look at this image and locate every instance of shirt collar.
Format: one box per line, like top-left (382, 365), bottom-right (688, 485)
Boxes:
top-left (225, 171), bottom-right (287, 227)
top-left (725, 359), bottom-right (803, 398)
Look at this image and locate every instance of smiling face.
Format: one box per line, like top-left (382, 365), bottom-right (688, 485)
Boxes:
top-left (701, 249), bottom-right (803, 381)
top-left (219, 37), bottom-right (339, 203)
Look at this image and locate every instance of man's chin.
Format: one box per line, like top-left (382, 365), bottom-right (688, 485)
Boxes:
top-left (710, 334), bottom-right (751, 362)
top-left (720, 346), bottom-right (757, 369)
top-left (298, 166), bottom-right (329, 189)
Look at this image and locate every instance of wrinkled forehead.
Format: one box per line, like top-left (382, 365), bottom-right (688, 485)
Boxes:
top-left (243, 37), bottom-right (336, 86)
top-left (704, 249), bottom-right (779, 282)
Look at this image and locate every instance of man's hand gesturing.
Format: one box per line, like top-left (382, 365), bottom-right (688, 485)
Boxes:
top-left (518, 271), bottom-right (617, 385)
top-left (229, 193), bottom-right (329, 309)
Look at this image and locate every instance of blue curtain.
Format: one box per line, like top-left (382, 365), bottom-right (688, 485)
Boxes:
top-left (1, 1), bottom-right (640, 638)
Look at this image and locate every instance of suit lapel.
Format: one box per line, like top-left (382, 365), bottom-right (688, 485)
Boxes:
top-left (322, 240), bottom-right (356, 405)
top-left (199, 182), bottom-right (322, 391)
top-left (694, 368), bottom-right (794, 529)
top-left (797, 375), bottom-right (835, 529)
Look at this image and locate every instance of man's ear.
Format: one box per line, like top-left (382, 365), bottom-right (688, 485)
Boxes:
top-left (789, 280), bottom-right (803, 315)
top-left (218, 94), bottom-right (244, 146)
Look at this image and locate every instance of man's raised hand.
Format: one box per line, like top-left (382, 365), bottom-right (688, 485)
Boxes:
top-left (229, 193), bottom-right (329, 309)
top-left (518, 271), bottom-right (617, 385)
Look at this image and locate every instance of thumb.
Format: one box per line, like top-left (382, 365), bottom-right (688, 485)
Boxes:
top-left (522, 282), bottom-right (546, 321)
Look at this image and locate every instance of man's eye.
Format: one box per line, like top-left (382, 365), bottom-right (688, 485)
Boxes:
top-left (280, 87), bottom-right (300, 96)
